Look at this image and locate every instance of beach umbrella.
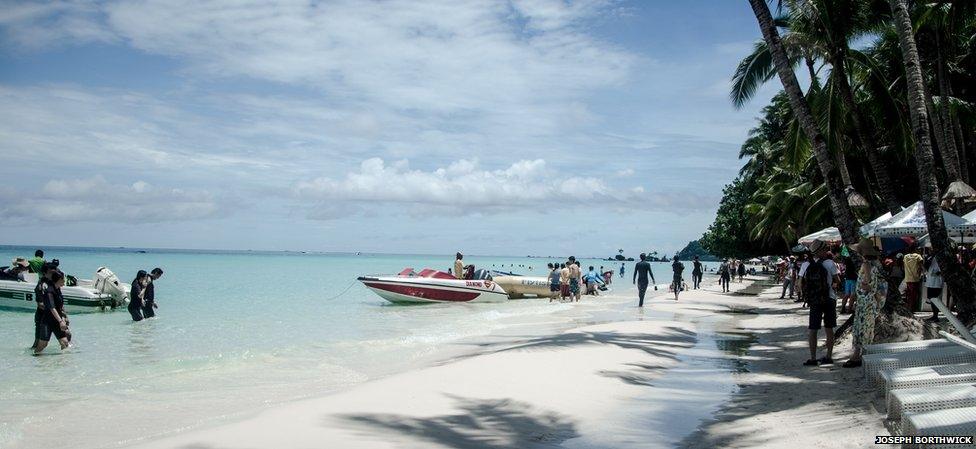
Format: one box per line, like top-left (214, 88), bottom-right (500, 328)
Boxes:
top-left (797, 227), bottom-right (842, 244)
top-left (874, 201), bottom-right (969, 237)
top-left (943, 180), bottom-right (976, 203)
top-left (859, 211), bottom-right (893, 237)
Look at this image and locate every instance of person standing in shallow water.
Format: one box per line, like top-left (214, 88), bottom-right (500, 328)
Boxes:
top-left (632, 253), bottom-right (656, 307)
top-left (142, 268), bottom-right (164, 319)
top-left (691, 256), bottom-right (703, 289)
top-left (34, 270), bottom-right (70, 355)
top-left (128, 270), bottom-right (149, 322)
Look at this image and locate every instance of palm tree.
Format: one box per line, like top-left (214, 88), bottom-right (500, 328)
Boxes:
top-left (889, 0), bottom-right (976, 323)
top-left (748, 0), bottom-right (860, 244)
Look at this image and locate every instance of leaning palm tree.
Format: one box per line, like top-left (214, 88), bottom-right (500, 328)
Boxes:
top-left (889, 0), bottom-right (976, 323)
top-left (747, 0), bottom-right (860, 244)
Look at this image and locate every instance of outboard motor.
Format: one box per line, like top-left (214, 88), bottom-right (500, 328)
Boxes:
top-left (94, 267), bottom-right (129, 307)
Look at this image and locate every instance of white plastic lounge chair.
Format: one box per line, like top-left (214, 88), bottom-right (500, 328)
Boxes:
top-left (887, 383), bottom-right (976, 422)
top-left (864, 339), bottom-right (957, 355)
top-left (879, 363), bottom-right (976, 403)
top-left (864, 347), bottom-right (976, 385)
top-left (901, 406), bottom-right (976, 448)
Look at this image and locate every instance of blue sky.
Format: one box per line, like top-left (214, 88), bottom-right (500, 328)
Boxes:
top-left (0, 0), bottom-right (780, 257)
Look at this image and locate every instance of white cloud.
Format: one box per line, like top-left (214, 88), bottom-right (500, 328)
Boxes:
top-left (615, 168), bottom-right (635, 177)
top-left (294, 157), bottom-right (715, 218)
top-left (0, 176), bottom-right (224, 223)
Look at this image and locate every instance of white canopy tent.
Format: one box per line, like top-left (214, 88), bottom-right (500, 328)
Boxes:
top-left (798, 227), bottom-right (842, 244)
top-left (873, 201), bottom-right (972, 237)
top-left (859, 211), bottom-right (893, 237)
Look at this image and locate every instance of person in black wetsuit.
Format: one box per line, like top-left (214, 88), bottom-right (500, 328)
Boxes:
top-left (129, 270), bottom-right (149, 322)
top-left (672, 257), bottom-right (685, 301)
top-left (142, 267), bottom-right (164, 319)
top-left (632, 253), bottom-right (656, 307)
top-left (692, 256), bottom-right (704, 289)
top-left (33, 270), bottom-right (70, 355)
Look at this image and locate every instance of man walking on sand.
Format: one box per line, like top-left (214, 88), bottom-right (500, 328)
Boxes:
top-left (632, 253), bottom-right (656, 307)
top-left (802, 240), bottom-right (840, 366)
top-left (671, 257), bottom-right (685, 301)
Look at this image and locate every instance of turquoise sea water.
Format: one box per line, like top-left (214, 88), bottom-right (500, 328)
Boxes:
top-left (0, 246), bottom-right (718, 448)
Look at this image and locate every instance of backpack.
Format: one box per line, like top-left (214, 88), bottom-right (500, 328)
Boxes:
top-left (804, 260), bottom-right (830, 305)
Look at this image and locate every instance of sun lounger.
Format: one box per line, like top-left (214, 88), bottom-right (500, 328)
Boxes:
top-left (879, 363), bottom-right (976, 404)
top-left (864, 347), bottom-right (976, 385)
top-left (887, 383), bottom-right (976, 423)
top-left (900, 406), bottom-right (976, 448)
top-left (864, 339), bottom-right (957, 356)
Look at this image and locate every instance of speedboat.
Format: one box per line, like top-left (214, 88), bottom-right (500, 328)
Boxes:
top-left (358, 268), bottom-right (509, 304)
top-left (0, 268), bottom-right (130, 313)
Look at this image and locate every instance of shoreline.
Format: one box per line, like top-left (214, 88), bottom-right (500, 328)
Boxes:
top-left (124, 277), bottom-right (798, 449)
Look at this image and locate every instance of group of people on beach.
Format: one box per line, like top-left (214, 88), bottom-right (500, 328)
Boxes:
top-left (784, 236), bottom-right (949, 368)
top-left (543, 256), bottom-right (611, 302)
top-left (1, 249), bottom-right (164, 355)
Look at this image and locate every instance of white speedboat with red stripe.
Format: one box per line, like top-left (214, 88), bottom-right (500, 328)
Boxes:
top-left (357, 268), bottom-right (509, 304)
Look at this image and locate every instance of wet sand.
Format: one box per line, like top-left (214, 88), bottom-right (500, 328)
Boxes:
top-left (128, 277), bottom-right (884, 448)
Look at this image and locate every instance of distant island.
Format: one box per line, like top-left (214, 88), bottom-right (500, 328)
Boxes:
top-left (675, 240), bottom-right (720, 262)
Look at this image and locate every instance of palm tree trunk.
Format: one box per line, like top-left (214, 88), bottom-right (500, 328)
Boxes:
top-left (748, 0), bottom-right (859, 245)
top-left (925, 89), bottom-right (961, 181)
top-left (890, 0), bottom-right (976, 324)
top-left (936, 29), bottom-right (968, 183)
top-left (830, 54), bottom-right (902, 214)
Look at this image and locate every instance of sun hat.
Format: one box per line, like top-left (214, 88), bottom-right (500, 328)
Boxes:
top-left (11, 257), bottom-right (28, 267)
top-left (851, 238), bottom-right (881, 257)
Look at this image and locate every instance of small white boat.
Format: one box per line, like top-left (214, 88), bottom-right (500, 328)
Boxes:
top-left (358, 268), bottom-right (509, 304)
top-left (0, 268), bottom-right (130, 313)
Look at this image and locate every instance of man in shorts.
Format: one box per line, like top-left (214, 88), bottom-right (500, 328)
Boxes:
top-left (801, 240), bottom-right (840, 366)
top-left (671, 257), bottom-right (685, 301)
top-left (547, 263), bottom-right (560, 302)
top-left (559, 263), bottom-right (570, 301)
top-left (568, 257), bottom-right (581, 302)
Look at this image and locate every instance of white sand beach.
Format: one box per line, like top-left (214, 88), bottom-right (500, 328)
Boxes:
top-left (127, 277), bottom-right (887, 449)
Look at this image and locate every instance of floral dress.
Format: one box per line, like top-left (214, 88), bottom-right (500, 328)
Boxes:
top-left (853, 260), bottom-right (887, 349)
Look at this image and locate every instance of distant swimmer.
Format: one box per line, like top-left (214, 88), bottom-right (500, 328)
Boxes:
top-left (142, 268), bottom-right (164, 319)
top-left (632, 254), bottom-right (656, 307)
top-left (619, 263), bottom-right (625, 279)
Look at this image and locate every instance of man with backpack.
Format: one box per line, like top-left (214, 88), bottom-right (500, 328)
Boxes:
top-left (800, 240), bottom-right (840, 366)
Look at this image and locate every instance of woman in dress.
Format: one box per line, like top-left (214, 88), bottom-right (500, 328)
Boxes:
top-left (844, 239), bottom-right (887, 368)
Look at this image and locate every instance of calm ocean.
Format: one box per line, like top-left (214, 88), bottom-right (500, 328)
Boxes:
top-left (0, 246), bottom-right (715, 448)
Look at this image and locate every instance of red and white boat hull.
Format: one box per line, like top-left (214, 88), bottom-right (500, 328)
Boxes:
top-left (357, 275), bottom-right (509, 304)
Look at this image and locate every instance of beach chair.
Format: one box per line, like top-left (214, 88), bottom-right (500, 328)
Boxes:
top-left (864, 339), bottom-right (957, 356)
top-left (887, 383), bottom-right (976, 423)
top-left (879, 363), bottom-right (976, 404)
top-left (900, 406), bottom-right (976, 448)
top-left (864, 347), bottom-right (976, 385)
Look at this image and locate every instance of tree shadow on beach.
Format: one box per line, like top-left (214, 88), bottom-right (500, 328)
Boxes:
top-left (598, 362), bottom-right (668, 387)
top-left (678, 293), bottom-right (887, 449)
top-left (338, 394), bottom-right (579, 449)
top-left (449, 326), bottom-right (698, 364)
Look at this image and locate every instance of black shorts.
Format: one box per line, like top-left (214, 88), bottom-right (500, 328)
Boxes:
top-left (129, 305), bottom-right (144, 322)
top-left (550, 284), bottom-right (559, 292)
top-left (926, 288), bottom-right (943, 302)
top-left (35, 310), bottom-right (67, 342)
top-left (808, 298), bottom-right (837, 330)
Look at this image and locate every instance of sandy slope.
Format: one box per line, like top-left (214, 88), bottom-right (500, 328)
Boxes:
top-left (129, 277), bottom-right (886, 449)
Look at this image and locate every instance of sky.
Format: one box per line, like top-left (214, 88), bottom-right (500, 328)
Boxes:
top-left (0, 0), bottom-right (781, 257)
